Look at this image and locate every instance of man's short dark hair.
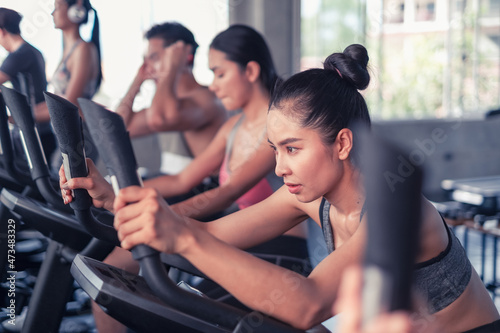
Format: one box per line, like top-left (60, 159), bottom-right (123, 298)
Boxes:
top-left (145, 22), bottom-right (199, 57)
top-left (0, 8), bottom-right (22, 35)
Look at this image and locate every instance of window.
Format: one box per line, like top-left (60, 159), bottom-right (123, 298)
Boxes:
top-left (384, 0), bottom-right (405, 23)
top-left (415, 0), bottom-right (436, 21)
top-left (301, 0), bottom-right (500, 119)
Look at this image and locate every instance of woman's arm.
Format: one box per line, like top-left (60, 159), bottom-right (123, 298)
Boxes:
top-left (172, 134), bottom-right (276, 219)
top-left (113, 185), bottom-right (308, 251)
top-left (142, 116), bottom-right (234, 197)
top-left (146, 41), bottom-right (216, 133)
top-left (113, 185), bottom-right (366, 330)
top-left (33, 101), bottom-right (50, 123)
top-left (183, 222), bottom-right (366, 329)
top-left (335, 266), bottom-right (414, 333)
top-left (0, 71), bottom-right (10, 85)
top-left (60, 116), bottom-right (231, 210)
top-left (195, 185), bottom-right (309, 248)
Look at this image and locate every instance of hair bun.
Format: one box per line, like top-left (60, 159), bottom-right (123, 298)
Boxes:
top-left (323, 44), bottom-right (370, 90)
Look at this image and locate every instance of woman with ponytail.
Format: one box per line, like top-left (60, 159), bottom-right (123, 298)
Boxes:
top-left (61, 24), bottom-right (310, 333)
top-left (49, 0), bottom-right (101, 165)
top-left (51, 0), bottom-right (102, 103)
top-left (108, 43), bottom-right (499, 332)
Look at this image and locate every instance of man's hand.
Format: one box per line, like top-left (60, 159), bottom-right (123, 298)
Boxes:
top-left (158, 41), bottom-right (193, 79)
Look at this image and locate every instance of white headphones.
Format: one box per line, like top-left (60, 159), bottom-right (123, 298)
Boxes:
top-left (67, 0), bottom-right (87, 24)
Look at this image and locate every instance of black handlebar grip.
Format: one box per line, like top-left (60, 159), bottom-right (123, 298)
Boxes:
top-left (45, 92), bottom-right (92, 211)
top-left (360, 132), bottom-right (423, 325)
top-left (0, 92), bottom-right (34, 186)
top-left (1, 85), bottom-right (49, 181)
top-left (77, 98), bottom-right (140, 245)
top-left (78, 98), bottom-right (237, 321)
top-left (0, 93), bottom-right (14, 167)
top-left (78, 98), bottom-right (141, 191)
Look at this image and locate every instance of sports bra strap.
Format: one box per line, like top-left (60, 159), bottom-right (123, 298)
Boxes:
top-left (62, 40), bottom-right (83, 66)
top-left (319, 198), bottom-right (335, 253)
top-left (319, 197), bottom-right (365, 254)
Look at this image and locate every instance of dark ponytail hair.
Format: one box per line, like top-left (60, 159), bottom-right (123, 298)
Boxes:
top-left (210, 24), bottom-right (279, 95)
top-left (270, 44), bottom-right (371, 166)
top-left (65, 0), bottom-right (102, 92)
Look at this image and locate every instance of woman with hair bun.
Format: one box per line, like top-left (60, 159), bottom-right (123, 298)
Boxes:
top-left (92, 44), bottom-right (500, 331)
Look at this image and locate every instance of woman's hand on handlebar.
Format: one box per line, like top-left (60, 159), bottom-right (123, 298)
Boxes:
top-left (59, 158), bottom-right (116, 212)
top-left (113, 186), bottom-right (193, 254)
top-left (335, 266), bottom-right (427, 333)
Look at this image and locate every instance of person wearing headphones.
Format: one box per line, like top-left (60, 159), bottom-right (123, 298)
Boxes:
top-left (44, 0), bottom-right (102, 167)
top-left (0, 7), bottom-right (56, 160)
top-left (50, 0), bottom-right (101, 104)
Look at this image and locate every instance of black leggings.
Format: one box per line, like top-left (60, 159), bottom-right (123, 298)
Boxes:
top-left (463, 319), bottom-right (500, 333)
top-left (193, 235), bottom-right (311, 311)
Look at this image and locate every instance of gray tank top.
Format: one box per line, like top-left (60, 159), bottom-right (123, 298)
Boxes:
top-left (224, 114), bottom-right (282, 191)
top-left (319, 198), bottom-right (365, 253)
top-left (51, 40), bottom-right (98, 99)
top-left (318, 198), bottom-right (472, 314)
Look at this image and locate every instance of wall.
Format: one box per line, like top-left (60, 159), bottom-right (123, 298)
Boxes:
top-left (372, 116), bottom-right (500, 201)
top-left (229, 0), bottom-right (301, 78)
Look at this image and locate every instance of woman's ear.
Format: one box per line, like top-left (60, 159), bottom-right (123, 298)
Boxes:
top-left (245, 61), bottom-right (261, 83)
top-left (336, 128), bottom-right (354, 161)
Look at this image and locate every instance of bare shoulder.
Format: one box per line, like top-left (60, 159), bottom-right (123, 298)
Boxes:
top-left (421, 196), bottom-right (447, 233)
top-left (68, 41), bottom-right (98, 68)
top-left (417, 196), bottom-right (450, 262)
top-left (189, 85), bottom-right (220, 107)
top-left (187, 85), bottom-right (227, 120)
top-left (73, 41), bottom-right (96, 58)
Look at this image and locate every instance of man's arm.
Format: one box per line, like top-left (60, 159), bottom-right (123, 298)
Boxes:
top-left (0, 50), bottom-right (18, 86)
top-left (142, 42), bottom-right (218, 135)
top-left (114, 61), bottom-right (150, 136)
top-left (0, 71), bottom-right (10, 85)
top-left (33, 101), bottom-right (50, 122)
top-left (142, 117), bottom-right (231, 197)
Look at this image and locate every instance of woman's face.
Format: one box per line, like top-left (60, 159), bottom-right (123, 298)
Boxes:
top-left (52, 0), bottom-right (72, 30)
top-left (208, 48), bottom-right (253, 111)
top-left (267, 109), bottom-right (343, 203)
